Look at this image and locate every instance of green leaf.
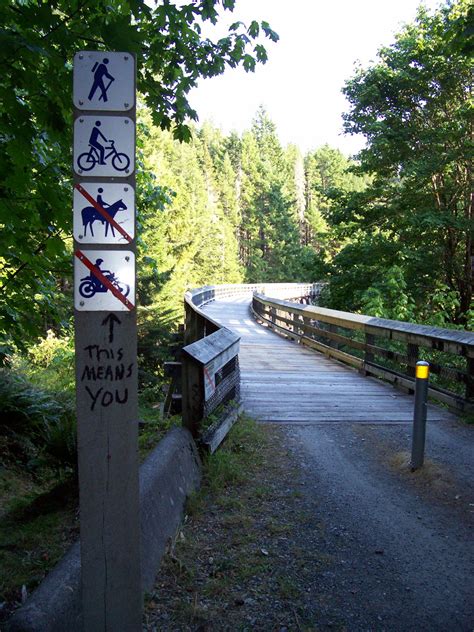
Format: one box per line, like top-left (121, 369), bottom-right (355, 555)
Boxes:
top-left (243, 54), bottom-right (256, 73)
top-left (248, 20), bottom-right (259, 38)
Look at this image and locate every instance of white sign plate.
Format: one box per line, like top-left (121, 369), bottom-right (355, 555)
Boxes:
top-left (74, 250), bottom-right (135, 311)
top-left (74, 116), bottom-right (135, 177)
top-left (73, 183), bottom-right (135, 244)
top-left (73, 51), bottom-right (135, 111)
top-left (203, 340), bottom-right (240, 400)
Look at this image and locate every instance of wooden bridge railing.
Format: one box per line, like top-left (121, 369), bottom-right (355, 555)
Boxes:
top-left (252, 293), bottom-right (474, 412)
top-left (184, 283), bottom-right (324, 345)
top-left (182, 283), bottom-right (324, 450)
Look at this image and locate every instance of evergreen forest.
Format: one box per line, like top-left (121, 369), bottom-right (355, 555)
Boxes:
top-left (0, 0), bottom-right (472, 568)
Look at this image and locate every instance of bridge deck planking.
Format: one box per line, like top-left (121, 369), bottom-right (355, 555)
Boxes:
top-left (201, 296), bottom-right (456, 424)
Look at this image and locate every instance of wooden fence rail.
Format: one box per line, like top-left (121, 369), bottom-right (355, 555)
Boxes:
top-left (252, 293), bottom-right (474, 412)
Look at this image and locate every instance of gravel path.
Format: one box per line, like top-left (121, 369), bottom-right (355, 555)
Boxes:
top-left (144, 416), bottom-right (473, 631)
top-left (196, 295), bottom-right (474, 629)
top-left (284, 417), bottom-right (473, 631)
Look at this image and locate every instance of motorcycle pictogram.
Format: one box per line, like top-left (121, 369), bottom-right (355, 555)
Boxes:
top-left (79, 270), bottom-right (130, 299)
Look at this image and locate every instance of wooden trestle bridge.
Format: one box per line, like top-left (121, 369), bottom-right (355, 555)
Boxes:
top-left (174, 284), bottom-right (473, 450)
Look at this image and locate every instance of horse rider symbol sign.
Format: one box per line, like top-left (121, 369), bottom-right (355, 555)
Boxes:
top-left (73, 183), bottom-right (135, 244)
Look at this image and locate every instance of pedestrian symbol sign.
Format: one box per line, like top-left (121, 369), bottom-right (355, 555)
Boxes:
top-left (73, 116), bottom-right (135, 177)
top-left (74, 250), bottom-right (135, 311)
top-left (73, 51), bottom-right (135, 111)
top-left (73, 183), bottom-right (135, 244)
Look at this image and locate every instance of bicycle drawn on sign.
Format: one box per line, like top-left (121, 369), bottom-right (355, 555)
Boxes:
top-left (73, 116), bottom-right (134, 177)
top-left (77, 121), bottom-right (130, 172)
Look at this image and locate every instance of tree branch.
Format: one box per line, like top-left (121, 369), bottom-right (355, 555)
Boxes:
top-left (0, 229), bottom-right (65, 294)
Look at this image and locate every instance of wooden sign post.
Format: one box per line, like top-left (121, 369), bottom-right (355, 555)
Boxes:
top-left (73, 51), bottom-right (141, 631)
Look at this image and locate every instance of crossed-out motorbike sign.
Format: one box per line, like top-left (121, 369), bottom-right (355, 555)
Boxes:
top-left (74, 250), bottom-right (135, 311)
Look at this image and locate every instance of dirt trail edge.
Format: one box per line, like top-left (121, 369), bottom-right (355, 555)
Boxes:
top-left (144, 417), bottom-right (473, 631)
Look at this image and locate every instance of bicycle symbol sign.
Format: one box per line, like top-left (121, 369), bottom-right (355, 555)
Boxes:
top-left (73, 116), bottom-right (135, 177)
top-left (74, 250), bottom-right (135, 311)
top-left (73, 51), bottom-right (135, 112)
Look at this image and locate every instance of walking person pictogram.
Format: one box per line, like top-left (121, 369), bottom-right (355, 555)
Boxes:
top-left (88, 58), bottom-right (115, 103)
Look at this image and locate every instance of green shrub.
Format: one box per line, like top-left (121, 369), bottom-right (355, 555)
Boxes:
top-left (0, 369), bottom-right (76, 470)
top-left (24, 330), bottom-right (75, 394)
top-left (137, 305), bottom-right (178, 392)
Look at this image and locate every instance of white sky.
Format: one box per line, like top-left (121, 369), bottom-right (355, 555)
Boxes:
top-left (190, 0), bottom-right (442, 156)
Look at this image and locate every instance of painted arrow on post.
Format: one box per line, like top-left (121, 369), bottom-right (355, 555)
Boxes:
top-left (102, 313), bottom-right (122, 343)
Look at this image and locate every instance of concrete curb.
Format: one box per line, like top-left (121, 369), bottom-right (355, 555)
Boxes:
top-left (7, 427), bottom-right (201, 632)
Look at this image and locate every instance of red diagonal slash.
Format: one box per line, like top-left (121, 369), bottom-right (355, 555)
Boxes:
top-left (75, 249), bottom-right (135, 311)
top-left (75, 183), bottom-right (132, 243)
top-left (203, 366), bottom-right (215, 395)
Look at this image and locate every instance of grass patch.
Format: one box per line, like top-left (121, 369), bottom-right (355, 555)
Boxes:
top-left (277, 575), bottom-right (300, 600)
top-left (200, 414), bottom-right (265, 493)
top-left (0, 467), bottom-right (78, 621)
top-left (390, 450), bottom-right (456, 494)
top-left (460, 410), bottom-right (474, 425)
top-left (144, 415), bottom-right (329, 631)
top-left (138, 407), bottom-right (181, 460)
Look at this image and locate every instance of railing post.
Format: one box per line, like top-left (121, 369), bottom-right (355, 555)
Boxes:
top-left (293, 312), bottom-right (301, 337)
top-left (328, 323), bottom-right (338, 349)
top-left (362, 332), bottom-right (375, 376)
top-left (181, 353), bottom-right (204, 438)
top-left (302, 316), bottom-right (311, 340)
top-left (365, 333), bottom-right (375, 363)
top-left (270, 306), bottom-right (276, 329)
top-left (181, 328), bottom-right (240, 447)
top-left (466, 357), bottom-right (474, 405)
top-left (184, 300), bottom-right (194, 345)
top-left (407, 343), bottom-right (419, 378)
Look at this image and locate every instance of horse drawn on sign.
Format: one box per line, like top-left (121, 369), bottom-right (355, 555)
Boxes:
top-left (81, 197), bottom-right (127, 238)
